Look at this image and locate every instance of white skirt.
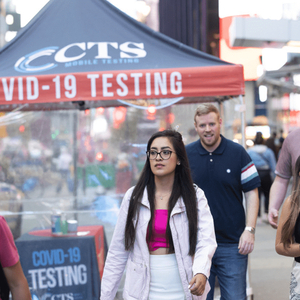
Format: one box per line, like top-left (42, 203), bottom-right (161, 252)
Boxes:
top-left (149, 254), bottom-right (186, 300)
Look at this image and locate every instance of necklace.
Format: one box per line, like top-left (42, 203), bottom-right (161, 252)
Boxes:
top-left (156, 191), bottom-right (172, 200)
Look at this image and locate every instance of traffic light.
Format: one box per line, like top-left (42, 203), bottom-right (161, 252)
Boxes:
top-left (96, 107), bottom-right (104, 115)
top-left (146, 105), bottom-right (156, 120)
top-left (167, 112), bottom-right (175, 124)
top-left (113, 107), bottom-right (127, 129)
top-left (19, 125), bottom-right (25, 133)
top-left (96, 152), bottom-right (104, 161)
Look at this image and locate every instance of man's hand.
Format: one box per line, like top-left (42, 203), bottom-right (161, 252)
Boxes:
top-left (238, 230), bottom-right (255, 255)
top-left (268, 208), bottom-right (279, 229)
top-left (188, 273), bottom-right (207, 296)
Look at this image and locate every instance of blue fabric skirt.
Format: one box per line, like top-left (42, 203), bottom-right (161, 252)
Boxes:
top-left (149, 254), bottom-right (186, 300)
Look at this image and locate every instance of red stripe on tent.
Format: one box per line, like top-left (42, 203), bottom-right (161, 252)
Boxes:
top-left (0, 65), bottom-right (244, 105)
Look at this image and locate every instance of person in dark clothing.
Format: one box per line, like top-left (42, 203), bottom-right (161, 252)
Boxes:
top-left (266, 132), bottom-right (278, 161)
top-left (186, 103), bottom-right (260, 300)
top-left (247, 132), bottom-right (276, 222)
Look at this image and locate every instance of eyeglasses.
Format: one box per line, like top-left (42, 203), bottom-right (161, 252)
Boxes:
top-left (146, 150), bottom-right (174, 160)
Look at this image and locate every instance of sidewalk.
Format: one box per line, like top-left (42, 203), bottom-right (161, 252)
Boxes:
top-left (249, 220), bottom-right (292, 299)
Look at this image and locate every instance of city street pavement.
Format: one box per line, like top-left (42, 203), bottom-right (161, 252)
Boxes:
top-left (248, 219), bottom-right (291, 300)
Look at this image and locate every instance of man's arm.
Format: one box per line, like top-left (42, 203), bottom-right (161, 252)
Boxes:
top-left (268, 175), bottom-right (290, 229)
top-left (238, 188), bottom-right (259, 255)
top-left (3, 261), bottom-right (31, 300)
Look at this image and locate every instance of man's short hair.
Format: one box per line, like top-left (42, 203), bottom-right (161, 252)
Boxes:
top-left (194, 103), bottom-right (220, 123)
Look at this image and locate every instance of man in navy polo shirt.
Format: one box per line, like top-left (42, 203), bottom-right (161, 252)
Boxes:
top-left (186, 103), bottom-right (260, 300)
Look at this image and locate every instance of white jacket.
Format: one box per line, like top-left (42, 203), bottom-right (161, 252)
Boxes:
top-left (100, 185), bottom-right (217, 300)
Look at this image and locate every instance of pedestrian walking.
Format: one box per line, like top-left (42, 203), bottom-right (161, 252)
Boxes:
top-left (265, 131), bottom-right (279, 160)
top-left (115, 144), bottom-right (134, 195)
top-left (54, 146), bottom-right (73, 194)
top-left (186, 103), bottom-right (261, 300)
top-left (247, 131), bottom-right (276, 222)
top-left (269, 128), bottom-right (300, 228)
top-left (100, 129), bottom-right (217, 300)
top-left (275, 155), bottom-right (300, 298)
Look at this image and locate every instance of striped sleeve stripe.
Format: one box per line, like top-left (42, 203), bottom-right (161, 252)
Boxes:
top-left (241, 162), bottom-right (258, 184)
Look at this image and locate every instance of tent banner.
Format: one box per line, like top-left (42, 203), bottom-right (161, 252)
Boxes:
top-left (0, 65), bottom-right (244, 105)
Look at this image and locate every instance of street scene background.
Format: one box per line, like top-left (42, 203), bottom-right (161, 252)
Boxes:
top-left (0, 0), bottom-right (300, 299)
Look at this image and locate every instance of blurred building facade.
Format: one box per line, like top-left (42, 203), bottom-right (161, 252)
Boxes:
top-left (0, 0), bottom-right (20, 47)
top-left (158, 0), bottom-right (219, 56)
top-left (149, 0), bottom-right (300, 142)
top-left (219, 1), bottom-right (300, 141)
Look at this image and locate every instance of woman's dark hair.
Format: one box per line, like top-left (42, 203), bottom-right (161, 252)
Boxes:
top-left (254, 132), bottom-right (264, 145)
top-left (281, 155), bottom-right (300, 247)
top-left (124, 129), bottom-right (198, 256)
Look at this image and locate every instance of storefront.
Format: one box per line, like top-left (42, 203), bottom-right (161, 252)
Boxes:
top-left (257, 57), bottom-right (300, 136)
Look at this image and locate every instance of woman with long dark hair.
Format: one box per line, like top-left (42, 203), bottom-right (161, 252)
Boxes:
top-left (276, 155), bottom-right (300, 298)
top-left (100, 130), bottom-right (217, 300)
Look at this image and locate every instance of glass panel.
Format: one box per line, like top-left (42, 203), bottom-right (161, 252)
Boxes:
top-left (0, 99), bottom-right (242, 299)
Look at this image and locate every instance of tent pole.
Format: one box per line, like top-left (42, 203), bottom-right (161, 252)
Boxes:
top-left (219, 102), bottom-right (224, 135)
top-left (73, 110), bottom-right (78, 220)
top-left (239, 94), bottom-right (246, 148)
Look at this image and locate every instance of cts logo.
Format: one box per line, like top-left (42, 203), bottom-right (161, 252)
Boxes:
top-left (14, 42), bottom-right (147, 73)
top-left (15, 47), bottom-right (58, 73)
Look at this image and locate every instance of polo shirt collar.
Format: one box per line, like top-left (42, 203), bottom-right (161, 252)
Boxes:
top-left (198, 134), bottom-right (227, 155)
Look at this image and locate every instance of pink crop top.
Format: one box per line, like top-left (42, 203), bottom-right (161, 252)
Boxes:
top-left (147, 209), bottom-right (169, 251)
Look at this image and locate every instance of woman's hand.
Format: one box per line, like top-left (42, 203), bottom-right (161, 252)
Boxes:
top-left (188, 273), bottom-right (207, 296)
